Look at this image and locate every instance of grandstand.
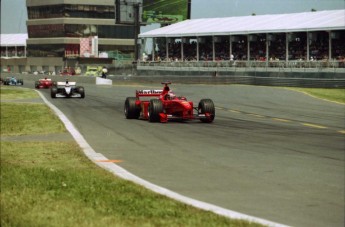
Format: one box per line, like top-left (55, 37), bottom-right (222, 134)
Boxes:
top-left (0, 34), bottom-right (28, 72)
top-left (138, 10), bottom-right (345, 73)
top-left (0, 34), bottom-right (27, 59)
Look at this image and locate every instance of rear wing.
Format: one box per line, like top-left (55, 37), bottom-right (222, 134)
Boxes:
top-left (57, 81), bottom-right (76, 87)
top-left (136, 89), bottom-right (163, 98)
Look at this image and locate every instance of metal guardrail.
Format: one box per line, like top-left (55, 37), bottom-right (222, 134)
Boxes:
top-left (7, 71), bottom-right (345, 88)
top-left (137, 60), bottom-right (345, 73)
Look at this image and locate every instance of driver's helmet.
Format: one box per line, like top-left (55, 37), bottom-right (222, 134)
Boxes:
top-left (167, 91), bottom-right (176, 100)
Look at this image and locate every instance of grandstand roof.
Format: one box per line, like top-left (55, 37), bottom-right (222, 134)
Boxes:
top-left (139, 9), bottom-right (345, 38)
top-left (0, 33), bottom-right (28, 46)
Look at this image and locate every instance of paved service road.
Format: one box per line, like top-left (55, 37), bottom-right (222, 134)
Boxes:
top-left (31, 81), bottom-right (344, 227)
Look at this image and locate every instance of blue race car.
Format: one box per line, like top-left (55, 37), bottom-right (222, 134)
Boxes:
top-left (3, 76), bottom-right (23, 86)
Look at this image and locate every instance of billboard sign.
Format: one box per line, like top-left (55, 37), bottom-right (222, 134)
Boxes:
top-left (80, 36), bottom-right (98, 58)
top-left (143, 0), bottom-right (190, 24)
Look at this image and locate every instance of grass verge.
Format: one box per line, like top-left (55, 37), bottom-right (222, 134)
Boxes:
top-left (1, 87), bottom-right (263, 226)
top-left (1, 87), bottom-right (40, 99)
top-left (290, 88), bottom-right (345, 104)
top-left (3, 141), bottom-right (257, 227)
top-left (1, 102), bottom-right (66, 136)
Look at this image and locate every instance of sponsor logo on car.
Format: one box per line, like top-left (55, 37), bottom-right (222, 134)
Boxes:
top-left (137, 90), bottom-right (163, 95)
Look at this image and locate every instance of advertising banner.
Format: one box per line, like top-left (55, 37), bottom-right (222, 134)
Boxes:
top-left (80, 36), bottom-right (98, 58)
top-left (143, 0), bottom-right (190, 24)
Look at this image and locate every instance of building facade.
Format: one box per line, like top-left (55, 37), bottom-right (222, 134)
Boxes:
top-left (24, 0), bottom-right (135, 72)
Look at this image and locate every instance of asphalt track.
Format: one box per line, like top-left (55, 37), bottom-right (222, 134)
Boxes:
top-left (22, 79), bottom-right (344, 227)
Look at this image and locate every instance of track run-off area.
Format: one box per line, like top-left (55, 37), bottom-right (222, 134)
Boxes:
top-left (21, 77), bottom-right (344, 227)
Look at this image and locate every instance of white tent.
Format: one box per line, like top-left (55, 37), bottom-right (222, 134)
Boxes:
top-left (139, 10), bottom-right (345, 38)
top-left (0, 33), bottom-right (28, 46)
top-left (0, 33), bottom-right (28, 58)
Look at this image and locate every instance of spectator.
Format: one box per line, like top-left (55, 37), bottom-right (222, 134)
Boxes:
top-left (101, 66), bottom-right (108, 78)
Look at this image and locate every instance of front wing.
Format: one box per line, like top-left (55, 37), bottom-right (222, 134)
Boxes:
top-left (55, 92), bottom-right (82, 98)
top-left (158, 112), bottom-right (213, 123)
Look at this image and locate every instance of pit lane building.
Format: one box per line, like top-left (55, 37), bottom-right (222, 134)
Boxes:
top-left (2, 0), bottom-right (136, 74)
top-left (138, 9), bottom-right (345, 74)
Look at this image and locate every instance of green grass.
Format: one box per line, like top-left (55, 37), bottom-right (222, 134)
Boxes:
top-left (1, 87), bottom-right (65, 136)
top-left (291, 88), bottom-right (345, 104)
top-left (1, 87), bottom-right (39, 99)
top-left (1, 103), bottom-right (66, 136)
top-left (2, 141), bottom-right (256, 227)
top-left (1, 87), bottom-right (263, 226)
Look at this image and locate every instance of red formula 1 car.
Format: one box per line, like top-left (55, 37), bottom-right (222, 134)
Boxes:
top-left (124, 82), bottom-right (215, 123)
top-left (35, 78), bottom-right (55, 89)
top-left (59, 67), bottom-right (76, 76)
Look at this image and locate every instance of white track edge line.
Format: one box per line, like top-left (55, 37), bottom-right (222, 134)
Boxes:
top-left (35, 90), bottom-right (289, 227)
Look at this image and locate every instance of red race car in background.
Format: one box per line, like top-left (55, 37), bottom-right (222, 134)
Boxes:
top-left (59, 67), bottom-right (76, 76)
top-left (124, 82), bottom-right (215, 123)
top-left (35, 78), bottom-right (55, 89)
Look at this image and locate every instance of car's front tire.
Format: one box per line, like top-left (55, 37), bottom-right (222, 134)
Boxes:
top-left (148, 99), bottom-right (163, 122)
top-left (198, 99), bottom-right (215, 123)
top-left (51, 87), bottom-right (57, 98)
top-left (78, 86), bottom-right (85, 98)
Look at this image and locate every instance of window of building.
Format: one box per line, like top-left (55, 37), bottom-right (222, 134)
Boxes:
top-left (27, 43), bottom-right (135, 58)
top-left (28, 5), bottom-right (65, 19)
top-left (27, 44), bottom-right (65, 57)
top-left (28, 24), bottom-right (134, 39)
top-left (28, 24), bottom-right (65, 38)
top-left (28, 4), bottom-right (115, 19)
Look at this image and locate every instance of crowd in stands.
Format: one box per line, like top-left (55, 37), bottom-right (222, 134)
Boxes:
top-left (144, 31), bottom-right (345, 66)
top-left (1, 47), bottom-right (26, 58)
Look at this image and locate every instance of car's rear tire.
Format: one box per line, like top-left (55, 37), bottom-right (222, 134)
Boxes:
top-left (149, 99), bottom-right (163, 122)
top-left (198, 99), bottom-right (215, 123)
top-left (124, 97), bottom-right (140, 119)
top-left (51, 87), bottom-right (57, 98)
top-left (35, 81), bottom-right (39, 88)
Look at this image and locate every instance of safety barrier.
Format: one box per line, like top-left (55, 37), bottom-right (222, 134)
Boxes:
top-left (7, 71), bottom-right (345, 88)
top-left (137, 60), bottom-right (345, 74)
top-left (96, 77), bottom-right (112, 85)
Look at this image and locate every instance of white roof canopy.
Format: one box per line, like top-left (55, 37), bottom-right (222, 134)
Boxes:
top-left (0, 34), bottom-right (28, 46)
top-left (139, 10), bottom-right (345, 38)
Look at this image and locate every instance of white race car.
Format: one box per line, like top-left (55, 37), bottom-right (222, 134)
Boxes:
top-left (51, 80), bottom-right (85, 98)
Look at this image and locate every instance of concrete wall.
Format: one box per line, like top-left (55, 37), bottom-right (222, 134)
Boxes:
top-left (1, 57), bottom-right (64, 73)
